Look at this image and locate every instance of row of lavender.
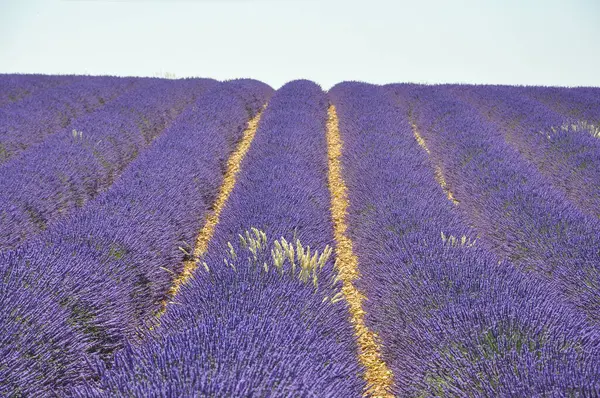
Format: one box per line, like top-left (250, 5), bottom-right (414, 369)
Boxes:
top-left (330, 82), bottom-right (600, 396)
top-left (523, 85), bottom-right (600, 127)
top-left (450, 84), bottom-right (600, 219)
top-left (73, 82), bottom-right (600, 396)
top-left (0, 75), bottom-right (137, 165)
top-left (0, 74), bottom-right (68, 107)
top-left (395, 84), bottom-right (600, 327)
top-left (0, 80), bottom-right (272, 396)
top-left (78, 80), bottom-right (366, 396)
top-left (1, 77), bottom-right (600, 395)
top-left (0, 77), bottom-right (216, 250)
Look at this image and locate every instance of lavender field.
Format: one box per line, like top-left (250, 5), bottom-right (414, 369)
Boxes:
top-left (1, 74), bottom-right (600, 397)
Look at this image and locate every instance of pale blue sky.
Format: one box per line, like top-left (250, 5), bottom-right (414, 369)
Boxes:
top-left (1, 0), bottom-right (598, 89)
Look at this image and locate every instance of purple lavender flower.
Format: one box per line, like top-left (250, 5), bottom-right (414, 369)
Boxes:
top-left (0, 75), bottom-right (137, 165)
top-left (0, 73), bottom-right (69, 107)
top-left (388, 84), bottom-right (600, 324)
top-left (331, 82), bottom-right (600, 396)
top-left (76, 80), bottom-right (365, 397)
top-left (450, 84), bottom-right (600, 219)
top-left (0, 78), bottom-right (216, 250)
top-left (0, 79), bottom-right (273, 396)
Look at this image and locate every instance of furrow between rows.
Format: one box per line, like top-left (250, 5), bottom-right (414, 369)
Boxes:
top-left (160, 105), bottom-right (264, 314)
top-left (326, 104), bottom-right (395, 397)
top-left (410, 121), bottom-right (459, 205)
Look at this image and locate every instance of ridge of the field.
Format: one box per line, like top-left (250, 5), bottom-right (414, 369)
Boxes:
top-left (448, 84), bottom-right (600, 219)
top-left (388, 84), bottom-right (600, 327)
top-left (73, 80), bottom-right (367, 397)
top-left (0, 74), bottom-right (71, 107)
top-left (0, 77), bottom-right (219, 251)
top-left (1, 76), bottom-right (600, 396)
top-left (0, 75), bottom-right (139, 166)
top-left (326, 104), bottom-right (395, 396)
top-left (158, 104), bottom-right (263, 314)
top-left (0, 79), bottom-right (273, 396)
top-left (331, 82), bottom-right (600, 396)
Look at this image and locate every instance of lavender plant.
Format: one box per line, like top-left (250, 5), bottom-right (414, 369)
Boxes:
top-left (0, 79), bottom-right (273, 396)
top-left (390, 84), bottom-right (600, 325)
top-left (522, 85), bottom-right (600, 131)
top-left (0, 73), bottom-right (68, 107)
top-left (0, 75), bottom-right (137, 165)
top-left (331, 82), bottom-right (600, 396)
top-left (75, 80), bottom-right (365, 397)
top-left (0, 78), bottom-right (216, 250)
top-left (450, 84), bottom-right (600, 219)
top-left (1, 76), bottom-right (599, 396)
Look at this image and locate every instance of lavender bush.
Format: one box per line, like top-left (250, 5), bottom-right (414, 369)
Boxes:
top-left (330, 82), bottom-right (600, 396)
top-left (0, 75), bottom-right (136, 165)
top-left (0, 79), bottom-right (272, 396)
top-left (76, 80), bottom-right (365, 397)
top-left (389, 84), bottom-right (600, 325)
top-left (0, 73), bottom-right (68, 107)
top-left (523, 85), bottom-right (600, 131)
top-left (0, 76), bottom-right (599, 397)
top-left (0, 78), bottom-right (216, 250)
top-left (451, 84), bottom-right (600, 219)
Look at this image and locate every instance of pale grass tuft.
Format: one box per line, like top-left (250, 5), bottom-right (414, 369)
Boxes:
top-left (72, 129), bottom-right (83, 140)
top-left (441, 231), bottom-right (476, 247)
top-left (228, 227), bottom-right (334, 290)
top-left (547, 120), bottom-right (600, 139)
top-left (153, 71), bottom-right (178, 79)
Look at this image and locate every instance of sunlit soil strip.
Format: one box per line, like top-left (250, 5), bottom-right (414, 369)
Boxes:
top-left (411, 122), bottom-right (459, 205)
top-left (326, 105), bottom-right (395, 397)
top-left (158, 106), bottom-right (265, 314)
